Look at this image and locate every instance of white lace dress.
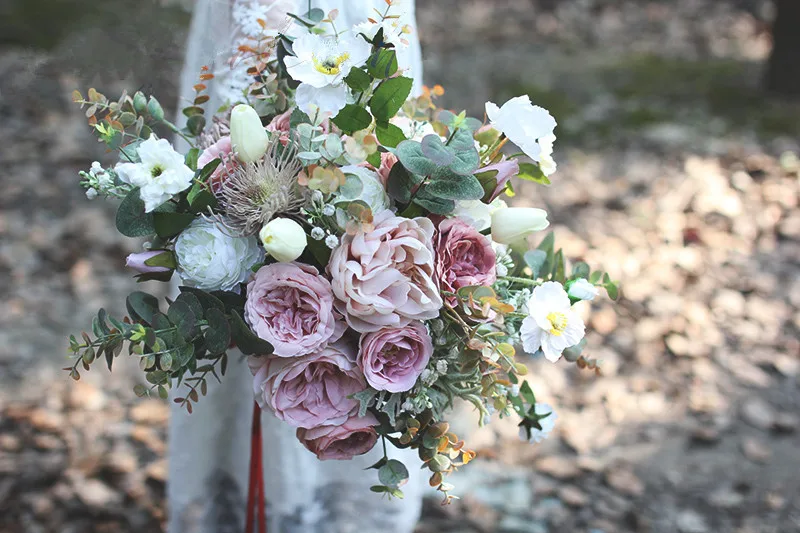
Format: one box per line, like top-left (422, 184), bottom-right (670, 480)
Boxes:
top-left (168, 2), bottom-right (424, 532)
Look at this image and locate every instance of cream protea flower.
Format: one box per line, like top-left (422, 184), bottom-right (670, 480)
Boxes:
top-left (520, 282), bottom-right (585, 362)
top-left (215, 140), bottom-right (304, 236)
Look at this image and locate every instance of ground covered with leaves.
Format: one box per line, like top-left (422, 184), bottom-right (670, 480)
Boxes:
top-left (1, 0), bottom-right (798, 532)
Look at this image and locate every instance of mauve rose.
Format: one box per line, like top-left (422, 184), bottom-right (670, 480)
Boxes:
top-left (248, 341), bottom-right (365, 428)
top-left (358, 321), bottom-right (433, 393)
top-left (436, 218), bottom-right (497, 307)
top-left (296, 413), bottom-right (379, 460)
top-left (375, 151), bottom-right (398, 187)
top-left (197, 135), bottom-right (237, 194)
top-left (329, 210), bottom-right (443, 333)
top-left (245, 262), bottom-right (344, 357)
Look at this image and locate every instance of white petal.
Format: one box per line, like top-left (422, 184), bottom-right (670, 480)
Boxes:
top-left (533, 281), bottom-right (571, 311)
top-left (520, 316), bottom-right (543, 355)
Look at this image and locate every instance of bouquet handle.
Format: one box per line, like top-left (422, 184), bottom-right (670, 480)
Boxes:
top-left (246, 401), bottom-right (266, 533)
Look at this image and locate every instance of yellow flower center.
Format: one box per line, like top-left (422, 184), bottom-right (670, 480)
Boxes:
top-left (546, 312), bottom-right (568, 336)
top-left (313, 52), bottom-right (350, 75)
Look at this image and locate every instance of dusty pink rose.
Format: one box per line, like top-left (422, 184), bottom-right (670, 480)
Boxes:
top-left (358, 321), bottom-right (433, 393)
top-left (296, 414), bottom-right (379, 460)
top-left (266, 109), bottom-right (292, 146)
top-left (248, 342), bottom-right (365, 428)
top-left (436, 218), bottom-right (497, 307)
top-left (375, 152), bottom-right (398, 187)
top-left (476, 157), bottom-right (519, 201)
top-left (197, 135), bottom-right (237, 193)
top-left (245, 262), bottom-right (344, 357)
top-left (329, 210), bottom-right (443, 333)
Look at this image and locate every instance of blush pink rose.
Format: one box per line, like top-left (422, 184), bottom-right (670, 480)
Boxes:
top-left (375, 152), bottom-right (398, 187)
top-left (296, 413), bottom-right (379, 460)
top-left (248, 342), bottom-right (365, 428)
top-left (266, 109), bottom-right (292, 146)
top-left (436, 218), bottom-right (497, 307)
top-left (329, 210), bottom-right (443, 333)
top-left (197, 135), bottom-right (237, 194)
top-left (358, 321), bottom-right (433, 393)
top-left (245, 262), bottom-right (344, 357)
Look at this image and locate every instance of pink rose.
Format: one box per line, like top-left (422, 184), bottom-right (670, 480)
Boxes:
top-left (296, 414), bottom-right (379, 460)
top-left (197, 135), bottom-right (238, 194)
top-left (249, 342), bottom-right (365, 428)
top-left (475, 157), bottom-right (519, 202)
top-left (436, 218), bottom-right (497, 307)
top-left (375, 152), bottom-right (398, 188)
top-left (245, 262), bottom-right (344, 357)
top-left (358, 322), bottom-right (433, 393)
top-left (329, 210), bottom-right (443, 333)
top-left (266, 109), bottom-right (292, 146)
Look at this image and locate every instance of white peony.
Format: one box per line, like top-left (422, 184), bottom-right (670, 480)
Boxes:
top-left (453, 197), bottom-right (507, 232)
top-left (335, 166), bottom-right (390, 218)
top-left (285, 32), bottom-right (370, 116)
top-left (485, 95), bottom-right (556, 165)
top-left (175, 219), bottom-right (263, 292)
top-left (519, 403), bottom-right (557, 444)
top-left (568, 278), bottom-right (599, 301)
top-left (520, 281), bottom-right (585, 362)
top-left (115, 137), bottom-right (194, 212)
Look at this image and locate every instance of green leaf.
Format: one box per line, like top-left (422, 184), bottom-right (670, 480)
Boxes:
top-left (396, 140), bottom-right (436, 176)
top-left (147, 97), bottom-right (164, 121)
top-left (143, 251), bottom-right (177, 270)
top-left (375, 122), bottom-right (406, 148)
top-left (420, 134), bottom-right (454, 166)
top-left (427, 174), bottom-right (484, 200)
top-left (519, 381), bottom-right (536, 406)
top-left (448, 128), bottom-right (476, 152)
top-left (332, 104), bottom-right (373, 134)
top-left (366, 151), bottom-right (382, 168)
top-left (572, 262), bottom-right (590, 279)
top-left (344, 67), bottom-right (372, 92)
top-left (378, 460), bottom-right (410, 489)
top-left (116, 188), bottom-right (156, 237)
top-left (184, 148), bottom-right (200, 170)
top-left (153, 211), bottom-right (196, 238)
top-left (229, 311), bottom-right (274, 355)
top-left (179, 287), bottom-right (225, 313)
top-left (387, 162), bottom-right (418, 203)
top-left (204, 308), bottom-right (231, 354)
top-left (537, 232), bottom-right (555, 254)
top-left (370, 77), bottom-right (413, 122)
top-left (448, 146), bottom-right (480, 176)
top-left (523, 250), bottom-right (548, 278)
top-left (290, 107), bottom-right (311, 129)
top-left (196, 158), bottom-right (221, 183)
top-left (126, 291), bottom-right (159, 324)
top-left (175, 292), bottom-right (204, 320)
top-left (518, 162), bottom-right (551, 185)
top-left (187, 182), bottom-right (217, 214)
top-left (366, 49), bottom-right (398, 79)
top-left (604, 281), bottom-right (619, 300)
top-left (168, 300), bottom-right (197, 341)
top-left (186, 114), bottom-right (206, 137)
top-left (413, 190), bottom-right (455, 215)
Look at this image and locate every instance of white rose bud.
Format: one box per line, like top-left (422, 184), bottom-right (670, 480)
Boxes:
top-left (491, 207), bottom-right (549, 245)
top-left (230, 104), bottom-right (269, 163)
top-left (259, 218), bottom-right (307, 262)
top-left (568, 278), bottom-right (599, 301)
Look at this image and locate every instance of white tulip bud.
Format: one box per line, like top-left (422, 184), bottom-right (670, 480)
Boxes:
top-left (568, 278), bottom-right (599, 301)
top-left (259, 218), bottom-right (307, 262)
top-left (491, 207), bottom-right (549, 245)
top-left (230, 104), bottom-right (269, 163)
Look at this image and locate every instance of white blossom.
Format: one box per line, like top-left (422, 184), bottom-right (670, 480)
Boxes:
top-left (115, 137), bottom-right (194, 212)
top-left (175, 219), bottom-right (263, 292)
top-left (485, 95), bottom-right (556, 164)
top-left (325, 234), bottom-right (340, 249)
top-left (568, 278), bottom-right (599, 301)
top-left (311, 227), bottom-right (326, 240)
top-left (520, 282), bottom-right (585, 362)
top-left (519, 403), bottom-right (557, 444)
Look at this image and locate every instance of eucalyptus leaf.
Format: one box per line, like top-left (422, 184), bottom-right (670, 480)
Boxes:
top-left (413, 190), bottom-right (455, 215)
top-left (126, 291), bottom-right (159, 324)
top-left (378, 460), bottom-right (409, 489)
top-left (387, 162), bottom-right (418, 203)
top-left (523, 250), bottom-right (547, 278)
top-left (448, 146), bottom-right (480, 176)
top-left (116, 188), bottom-right (155, 237)
top-left (230, 311), bottom-right (273, 355)
top-left (427, 174), bottom-right (484, 200)
top-left (168, 300), bottom-right (197, 341)
top-left (204, 308), bottom-right (231, 354)
top-left (420, 134), bottom-right (454, 166)
top-left (396, 140), bottom-right (436, 176)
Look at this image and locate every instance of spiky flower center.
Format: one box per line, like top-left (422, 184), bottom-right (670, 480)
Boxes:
top-left (313, 51), bottom-right (349, 75)
top-left (546, 312), bottom-right (568, 336)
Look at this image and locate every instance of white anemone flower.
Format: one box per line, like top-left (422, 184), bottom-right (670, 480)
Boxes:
top-left (115, 137), bottom-right (194, 212)
top-left (485, 95), bottom-right (557, 166)
top-left (537, 133), bottom-right (558, 176)
top-left (520, 281), bottom-right (585, 362)
top-left (285, 33), bottom-right (370, 116)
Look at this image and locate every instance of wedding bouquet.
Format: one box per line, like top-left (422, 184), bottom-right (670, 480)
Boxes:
top-left (68, 1), bottom-right (618, 502)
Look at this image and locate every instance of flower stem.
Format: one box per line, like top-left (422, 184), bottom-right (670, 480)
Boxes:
top-left (499, 276), bottom-right (542, 287)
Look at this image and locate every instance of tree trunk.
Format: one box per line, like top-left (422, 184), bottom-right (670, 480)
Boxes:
top-left (765, 0), bottom-right (800, 97)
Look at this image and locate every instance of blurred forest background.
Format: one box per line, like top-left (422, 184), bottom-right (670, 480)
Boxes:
top-left (0, 0), bottom-right (799, 532)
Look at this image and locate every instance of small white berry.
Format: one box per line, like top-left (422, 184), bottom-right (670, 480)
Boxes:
top-left (325, 234), bottom-right (339, 249)
top-left (311, 227), bottom-right (325, 240)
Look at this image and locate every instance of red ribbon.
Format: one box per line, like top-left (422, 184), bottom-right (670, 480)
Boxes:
top-left (246, 401), bottom-right (266, 533)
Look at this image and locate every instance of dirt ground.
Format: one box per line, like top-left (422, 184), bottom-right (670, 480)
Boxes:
top-left (1, 1), bottom-right (799, 532)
